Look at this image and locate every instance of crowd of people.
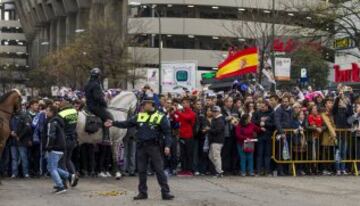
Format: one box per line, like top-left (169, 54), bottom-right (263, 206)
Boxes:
top-left (1, 82), bottom-right (360, 191)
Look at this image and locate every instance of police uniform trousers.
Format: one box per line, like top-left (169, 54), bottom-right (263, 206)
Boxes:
top-left (137, 140), bottom-right (170, 195)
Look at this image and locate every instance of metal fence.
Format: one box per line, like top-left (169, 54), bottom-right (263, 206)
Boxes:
top-left (272, 129), bottom-right (360, 176)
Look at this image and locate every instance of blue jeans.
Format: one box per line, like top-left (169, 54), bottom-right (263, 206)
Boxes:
top-left (10, 146), bottom-right (29, 176)
top-left (47, 151), bottom-right (69, 188)
top-left (237, 144), bottom-right (254, 175)
top-left (335, 137), bottom-right (347, 171)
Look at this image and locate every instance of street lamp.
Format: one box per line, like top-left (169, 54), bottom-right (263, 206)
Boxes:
top-left (129, 1), bottom-right (163, 94)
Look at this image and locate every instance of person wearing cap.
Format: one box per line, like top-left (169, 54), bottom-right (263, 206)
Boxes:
top-left (204, 106), bottom-right (225, 177)
top-left (84, 68), bottom-right (113, 142)
top-left (105, 95), bottom-right (175, 201)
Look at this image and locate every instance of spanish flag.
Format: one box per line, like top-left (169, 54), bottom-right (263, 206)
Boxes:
top-left (216, 47), bottom-right (259, 79)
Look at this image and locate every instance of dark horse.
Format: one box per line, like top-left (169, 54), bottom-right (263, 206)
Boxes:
top-left (0, 89), bottom-right (22, 183)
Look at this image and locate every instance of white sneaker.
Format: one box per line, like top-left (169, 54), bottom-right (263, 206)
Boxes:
top-left (24, 174), bottom-right (30, 178)
top-left (11, 175), bottom-right (16, 178)
top-left (105, 172), bottom-right (112, 177)
top-left (194, 172), bottom-right (200, 176)
top-left (115, 172), bottom-right (122, 180)
top-left (98, 172), bottom-right (107, 178)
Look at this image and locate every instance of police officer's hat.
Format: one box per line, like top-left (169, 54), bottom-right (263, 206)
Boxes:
top-left (141, 93), bottom-right (155, 105)
top-left (90, 68), bottom-right (101, 77)
top-left (141, 97), bottom-right (155, 105)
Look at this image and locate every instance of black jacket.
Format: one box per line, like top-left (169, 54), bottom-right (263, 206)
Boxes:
top-left (84, 78), bottom-right (107, 109)
top-left (208, 114), bottom-right (225, 144)
top-left (9, 112), bottom-right (32, 147)
top-left (112, 110), bottom-right (172, 148)
top-left (194, 110), bottom-right (206, 139)
top-left (252, 109), bottom-right (275, 139)
top-left (274, 105), bottom-right (293, 134)
top-left (222, 107), bottom-right (239, 138)
top-left (45, 115), bottom-right (66, 152)
top-left (333, 97), bottom-right (352, 128)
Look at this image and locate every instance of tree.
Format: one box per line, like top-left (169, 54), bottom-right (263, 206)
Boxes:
top-left (222, 2), bottom-right (305, 84)
top-left (33, 18), bottom-right (147, 92)
top-left (289, 45), bottom-right (329, 89)
top-left (290, 0), bottom-right (360, 58)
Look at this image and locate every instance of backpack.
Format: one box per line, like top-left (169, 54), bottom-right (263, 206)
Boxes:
top-left (85, 113), bottom-right (102, 134)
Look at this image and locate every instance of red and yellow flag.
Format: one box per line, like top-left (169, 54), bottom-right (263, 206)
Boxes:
top-left (216, 47), bottom-right (259, 79)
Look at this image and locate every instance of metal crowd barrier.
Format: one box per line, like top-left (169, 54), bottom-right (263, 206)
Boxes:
top-left (272, 129), bottom-right (360, 176)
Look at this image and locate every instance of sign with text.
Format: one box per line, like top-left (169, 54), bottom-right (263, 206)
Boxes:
top-left (161, 61), bottom-right (197, 93)
top-left (334, 37), bottom-right (354, 50)
top-left (274, 58), bottom-right (291, 81)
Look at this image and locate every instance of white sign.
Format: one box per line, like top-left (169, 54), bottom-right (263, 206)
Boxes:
top-left (127, 68), bottom-right (159, 93)
top-left (301, 68), bottom-right (307, 78)
top-left (161, 61), bottom-right (197, 93)
top-left (274, 58), bottom-right (291, 81)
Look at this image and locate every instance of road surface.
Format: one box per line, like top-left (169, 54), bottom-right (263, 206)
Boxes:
top-left (1, 176), bottom-right (360, 206)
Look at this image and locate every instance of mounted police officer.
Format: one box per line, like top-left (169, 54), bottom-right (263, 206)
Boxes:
top-left (105, 95), bottom-right (175, 201)
top-left (84, 68), bottom-right (112, 141)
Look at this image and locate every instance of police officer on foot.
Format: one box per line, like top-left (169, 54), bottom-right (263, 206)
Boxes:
top-left (105, 94), bottom-right (175, 201)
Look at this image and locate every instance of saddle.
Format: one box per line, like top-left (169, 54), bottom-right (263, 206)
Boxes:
top-left (83, 109), bottom-right (102, 134)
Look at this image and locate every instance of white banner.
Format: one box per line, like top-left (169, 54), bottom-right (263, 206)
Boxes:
top-left (274, 58), bottom-right (291, 81)
top-left (161, 61), bottom-right (197, 93)
top-left (127, 68), bottom-right (159, 93)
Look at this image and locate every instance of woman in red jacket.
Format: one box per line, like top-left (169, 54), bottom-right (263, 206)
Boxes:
top-left (235, 114), bottom-right (261, 176)
top-left (173, 98), bottom-right (196, 176)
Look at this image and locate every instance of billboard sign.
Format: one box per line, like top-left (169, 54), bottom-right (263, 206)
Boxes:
top-left (161, 61), bottom-right (197, 93)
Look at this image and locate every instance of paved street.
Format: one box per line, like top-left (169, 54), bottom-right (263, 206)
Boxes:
top-left (1, 176), bottom-right (360, 206)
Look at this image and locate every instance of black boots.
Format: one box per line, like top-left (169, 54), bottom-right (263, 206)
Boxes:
top-left (102, 125), bottom-right (110, 142)
top-left (133, 193), bottom-right (175, 200)
top-left (133, 193), bottom-right (148, 200)
top-left (162, 193), bottom-right (175, 200)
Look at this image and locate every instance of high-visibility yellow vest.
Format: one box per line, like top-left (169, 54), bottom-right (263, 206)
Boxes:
top-left (136, 111), bottom-right (164, 125)
top-left (58, 108), bottom-right (78, 124)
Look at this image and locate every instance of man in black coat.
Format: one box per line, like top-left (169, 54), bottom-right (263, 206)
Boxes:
top-left (84, 68), bottom-right (113, 141)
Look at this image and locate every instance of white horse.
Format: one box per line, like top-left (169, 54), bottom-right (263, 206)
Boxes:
top-left (76, 91), bottom-right (137, 179)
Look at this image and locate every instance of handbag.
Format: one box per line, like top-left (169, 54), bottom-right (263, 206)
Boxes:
top-left (282, 138), bottom-right (290, 160)
top-left (243, 140), bottom-right (255, 153)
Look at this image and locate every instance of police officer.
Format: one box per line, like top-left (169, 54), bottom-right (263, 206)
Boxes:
top-left (84, 68), bottom-right (112, 141)
top-left (58, 97), bottom-right (79, 186)
top-left (105, 95), bottom-right (175, 201)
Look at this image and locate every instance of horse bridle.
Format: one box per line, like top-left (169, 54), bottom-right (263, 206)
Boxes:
top-left (0, 108), bottom-right (13, 115)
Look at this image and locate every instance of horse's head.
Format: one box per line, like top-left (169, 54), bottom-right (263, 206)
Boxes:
top-left (0, 89), bottom-right (22, 115)
top-left (10, 89), bottom-right (22, 113)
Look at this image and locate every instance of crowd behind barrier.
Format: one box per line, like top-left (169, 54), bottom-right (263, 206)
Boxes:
top-left (2, 83), bottom-right (360, 180)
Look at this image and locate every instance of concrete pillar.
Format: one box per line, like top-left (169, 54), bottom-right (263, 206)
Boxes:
top-left (76, 8), bottom-right (89, 31)
top-left (89, 2), bottom-right (105, 27)
top-left (56, 17), bottom-right (66, 48)
top-left (66, 13), bottom-right (77, 44)
top-left (104, 0), bottom-right (127, 38)
top-left (49, 20), bottom-right (57, 51)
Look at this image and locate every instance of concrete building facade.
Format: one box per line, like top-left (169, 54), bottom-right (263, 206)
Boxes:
top-left (15, 0), bottom-right (332, 91)
top-left (14, 0), bottom-right (127, 70)
top-left (0, 0), bottom-right (28, 92)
